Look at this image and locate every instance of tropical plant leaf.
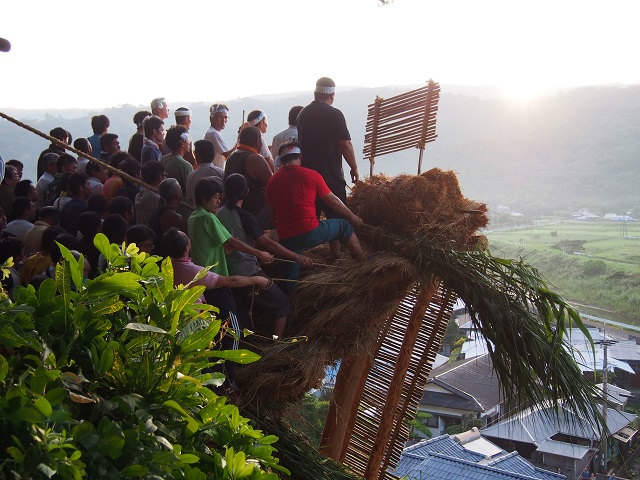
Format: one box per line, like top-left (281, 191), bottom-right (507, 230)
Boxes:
top-left (87, 272), bottom-right (143, 297)
top-left (124, 323), bottom-right (168, 334)
top-left (209, 349), bottom-right (261, 364)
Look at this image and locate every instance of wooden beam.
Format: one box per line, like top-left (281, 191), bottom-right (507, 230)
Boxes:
top-left (319, 350), bottom-right (374, 462)
top-left (364, 279), bottom-right (439, 480)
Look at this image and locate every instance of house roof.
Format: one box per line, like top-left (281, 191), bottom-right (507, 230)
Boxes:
top-left (422, 390), bottom-right (484, 412)
top-left (535, 439), bottom-right (591, 460)
top-left (426, 354), bottom-right (503, 412)
top-left (486, 451), bottom-right (566, 480)
top-left (596, 383), bottom-right (633, 408)
top-left (393, 435), bottom-right (565, 480)
top-left (480, 402), bottom-right (637, 446)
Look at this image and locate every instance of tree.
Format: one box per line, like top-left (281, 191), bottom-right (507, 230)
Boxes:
top-left (409, 411), bottom-right (433, 440)
top-left (0, 236), bottom-right (288, 479)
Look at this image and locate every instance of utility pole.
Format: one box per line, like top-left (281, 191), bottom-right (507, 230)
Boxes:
top-left (599, 329), bottom-right (616, 474)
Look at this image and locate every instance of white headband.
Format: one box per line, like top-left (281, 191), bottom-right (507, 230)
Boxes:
top-left (180, 132), bottom-right (192, 143)
top-left (248, 111), bottom-right (265, 126)
top-left (315, 85), bottom-right (336, 94)
top-left (210, 105), bottom-right (229, 115)
top-left (175, 109), bottom-right (192, 117)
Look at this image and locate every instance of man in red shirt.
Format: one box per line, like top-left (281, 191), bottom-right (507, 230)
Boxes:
top-left (265, 142), bottom-right (365, 290)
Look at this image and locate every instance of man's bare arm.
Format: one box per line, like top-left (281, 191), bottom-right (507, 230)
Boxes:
top-left (338, 139), bottom-right (359, 183)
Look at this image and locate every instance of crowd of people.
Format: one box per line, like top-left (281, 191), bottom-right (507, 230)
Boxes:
top-left (0, 78), bottom-right (366, 345)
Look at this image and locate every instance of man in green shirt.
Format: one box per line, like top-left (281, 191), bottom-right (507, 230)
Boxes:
top-left (188, 177), bottom-right (272, 276)
top-left (161, 126), bottom-right (193, 196)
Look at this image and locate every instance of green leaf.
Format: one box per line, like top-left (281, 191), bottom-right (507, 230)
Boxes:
top-left (93, 233), bottom-right (112, 258)
top-left (58, 242), bottom-right (84, 290)
top-left (168, 287), bottom-right (206, 335)
top-left (0, 355), bottom-right (8, 382)
top-left (91, 298), bottom-right (125, 316)
top-left (55, 257), bottom-right (72, 308)
top-left (16, 406), bottom-right (48, 423)
top-left (163, 400), bottom-right (200, 439)
top-left (178, 454), bottom-right (200, 464)
top-left (124, 323), bottom-right (168, 334)
top-left (38, 278), bottom-right (57, 302)
top-left (120, 465), bottom-right (149, 477)
top-left (0, 324), bottom-right (29, 348)
top-left (33, 394), bottom-right (53, 418)
top-left (99, 343), bottom-right (116, 374)
top-left (208, 349), bottom-right (261, 364)
top-left (87, 272), bottom-right (143, 297)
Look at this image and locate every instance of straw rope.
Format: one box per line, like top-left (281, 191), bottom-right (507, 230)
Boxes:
top-left (0, 111), bottom-right (195, 210)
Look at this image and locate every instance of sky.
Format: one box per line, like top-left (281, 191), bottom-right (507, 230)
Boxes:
top-left (1, 0), bottom-right (639, 109)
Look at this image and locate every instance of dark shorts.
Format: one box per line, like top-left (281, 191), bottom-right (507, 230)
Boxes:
top-left (277, 219), bottom-right (354, 293)
top-left (232, 270), bottom-right (291, 325)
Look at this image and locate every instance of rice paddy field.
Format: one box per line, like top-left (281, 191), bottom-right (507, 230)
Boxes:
top-left (486, 220), bottom-right (640, 325)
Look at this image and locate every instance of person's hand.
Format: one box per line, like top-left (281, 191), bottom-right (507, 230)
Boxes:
top-left (297, 254), bottom-right (313, 268)
top-left (254, 276), bottom-right (271, 289)
top-left (257, 251), bottom-right (274, 265)
top-left (350, 214), bottom-right (364, 227)
top-left (350, 166), bottom-right (360, 183)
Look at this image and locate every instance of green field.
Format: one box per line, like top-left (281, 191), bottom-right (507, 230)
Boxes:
top-left (486, 220), bottom-right (640, 325)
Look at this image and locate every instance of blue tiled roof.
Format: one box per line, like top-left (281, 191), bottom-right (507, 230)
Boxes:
top-left (394, 452), bottom-right (563, 480)
top-left (394, 435), bottom-right (565, 480)
top-left (488, 452), bottom-right (565, 480)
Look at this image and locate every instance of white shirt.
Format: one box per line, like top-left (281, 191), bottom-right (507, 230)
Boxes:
top-left (259, 133), bottom-right (272, 162)
top-left (88, 177), bottom-right (104, 197)
top-left (270, 125), bottom-right (298, 171)
top-left (36, 172), bottom-right (55, 208)
top-left (204, 126), bottom-right (229, 170)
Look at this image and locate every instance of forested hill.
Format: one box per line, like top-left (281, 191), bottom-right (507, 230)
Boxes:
top-left (1, 85), bottom-right (639, 215)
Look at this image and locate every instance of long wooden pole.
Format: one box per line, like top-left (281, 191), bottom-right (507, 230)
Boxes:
top-left (0, 111), bottom-right (195, 210)
top-left (364, 279), bottom-right (439, 480)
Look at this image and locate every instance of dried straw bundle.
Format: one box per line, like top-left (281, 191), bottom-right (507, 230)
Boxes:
top-left (237, 254), bottom-right (418, 404)
top-left (349, 168), bottom-right (488, 246)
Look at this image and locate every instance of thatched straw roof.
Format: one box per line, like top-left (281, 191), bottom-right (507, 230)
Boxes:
top-left (236, 168), bottom-right (486, 406)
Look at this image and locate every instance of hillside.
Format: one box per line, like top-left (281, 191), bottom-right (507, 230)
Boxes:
top-left (1, 85), bottom-right (639, 214)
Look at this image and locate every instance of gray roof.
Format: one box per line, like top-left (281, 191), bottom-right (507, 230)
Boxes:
top-left (393, 435), bottom-right (565, 480)
top-left (481, 402), bottom-right (636, 446)
top-left (421, 390), bottom-right (485, 412)
top-left (426, 354), bottom-right (503, 412)
top-left (535, 439), bottom-right (591, 460)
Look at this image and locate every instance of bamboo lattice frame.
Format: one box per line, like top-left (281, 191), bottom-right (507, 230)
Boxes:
top-left (363, 80), bottom-right (440, 176)
top-left (324, 282), bottom-right (455, 479)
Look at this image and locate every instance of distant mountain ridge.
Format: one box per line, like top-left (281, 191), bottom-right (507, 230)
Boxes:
top-left (1, 84), bottom-right (639, 215)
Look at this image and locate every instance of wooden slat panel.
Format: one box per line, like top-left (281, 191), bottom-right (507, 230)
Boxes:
top-left (339, 282), bottom-right (456, 479)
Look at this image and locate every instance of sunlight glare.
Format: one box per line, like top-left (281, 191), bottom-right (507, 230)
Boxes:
top-left (501, 82), bottom-right (546, 102)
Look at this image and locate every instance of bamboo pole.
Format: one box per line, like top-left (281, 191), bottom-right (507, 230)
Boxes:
top-left (0, 111), bottom-right (195, 210)
top-left (364, 280), bottom-right (439, 480)
top-left (368, 96), bottom-right (382, 177)
top-left (320, 294), bottom-right (403, 464)
top-left (380, 286), bottom-right (453, 475)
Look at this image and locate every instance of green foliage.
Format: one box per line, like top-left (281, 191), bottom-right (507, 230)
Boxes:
top-left (282, 394), bottom-right (330, 446)
top-left (443, 413), bottom-right (483, 436)
top-left (489, 227), bottom-right (640, 323)
top-left (408, 411), bottom-right (433, 440)
top-left (0, 234), bottom-right (288, 479)
top-left (552, 239), bottom-right (587, 254)
top-left (583, 259), bottom-right (607, 276)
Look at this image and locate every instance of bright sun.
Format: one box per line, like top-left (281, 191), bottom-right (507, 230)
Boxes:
top-left (501, 82), bottom-right (547, 102)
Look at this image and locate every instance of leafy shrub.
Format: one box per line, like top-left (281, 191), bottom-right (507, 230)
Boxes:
top-left (0, 234), bottom-right (288, 479)
top-left (582, 259), bottom-right (607, 277)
